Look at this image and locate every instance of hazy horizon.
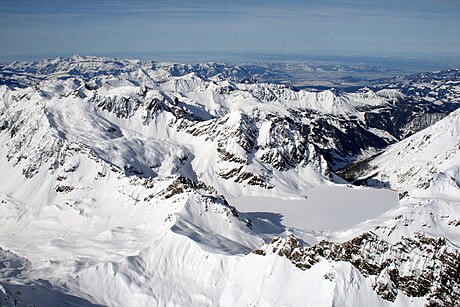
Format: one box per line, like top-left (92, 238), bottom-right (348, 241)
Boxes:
top-left (1, 0), bottom-right (459, 71)
top-left (1, 51), bottom-right (459, 73)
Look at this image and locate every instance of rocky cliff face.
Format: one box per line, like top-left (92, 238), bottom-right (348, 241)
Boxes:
top-left (255, 232), bottom-right (460, 306)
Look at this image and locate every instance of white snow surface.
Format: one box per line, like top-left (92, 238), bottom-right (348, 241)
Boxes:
top-left (357, 107), bottom-right (460, 199)
top-left (345, 107), bottom-right (460, 246)
top-left (230, 186), bottom-right (398, 233)
top-left (0, 57), bottom-right (458, 306)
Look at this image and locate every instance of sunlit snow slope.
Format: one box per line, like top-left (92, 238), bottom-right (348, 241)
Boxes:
top-left (0, 57), bottom-right (459, 307)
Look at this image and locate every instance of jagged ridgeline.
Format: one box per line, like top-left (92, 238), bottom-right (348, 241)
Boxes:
top-left (1, 56), bottom-right (460, 306)
top-left (2, 56), bottom-right (459, 174)
top-left (255, 233), bottom-right (460, 306)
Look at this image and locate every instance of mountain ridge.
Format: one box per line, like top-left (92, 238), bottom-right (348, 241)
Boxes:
top-left (1, 56), bottom-right (459, 306)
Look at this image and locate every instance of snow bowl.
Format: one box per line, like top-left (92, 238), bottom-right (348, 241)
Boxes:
top-left (230, 186), bottom-right (398, 232)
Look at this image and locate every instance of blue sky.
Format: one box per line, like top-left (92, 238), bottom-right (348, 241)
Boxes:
top-left (1, 0), bottom-right (459, 63)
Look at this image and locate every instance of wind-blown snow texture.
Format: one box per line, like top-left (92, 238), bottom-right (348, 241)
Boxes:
top-left (0, 56), bottom-right (459, 306)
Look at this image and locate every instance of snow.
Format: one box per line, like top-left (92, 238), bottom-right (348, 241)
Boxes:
top-left (0, 56), bottom-right (458, 306)
top-left (230, 186), bottom-right (398, 232)
top-left (358, 108), bottom-right (460, 198)
top-left (65, 236), bottom-right (422, 307)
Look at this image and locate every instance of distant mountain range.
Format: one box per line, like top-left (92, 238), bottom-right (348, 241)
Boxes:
top-left (0, 56), bottom-right (459, 306)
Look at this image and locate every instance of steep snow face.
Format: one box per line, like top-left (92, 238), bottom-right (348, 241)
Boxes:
top-left (67, 239), bottom-right (423, 307)
top-left (256, 233), bottom-right (458, 306)
top-left (347, 108), bottom-right (460, 198)
top-left (1, 57), bottom-right (460, 307)
top-left (3, 57), bottom-right (460, 171)
top-left (0, 81), bottom-right (335, 200)
top-left (335, 105), bottom-right (460, 251)
top-left (0, 79), bottom-right (408, 307)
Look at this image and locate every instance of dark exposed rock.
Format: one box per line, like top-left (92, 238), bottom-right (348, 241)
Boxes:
top-left (219, 167), bottom-right (243, 180)
top-left (218, 166), bottom-right (272, 188)
top-left (256, 232), bottom-right (460, 305)
top-left (55, 185), bottom-right (74, 193)
top-left (217, 145), bottom-right (247, 164)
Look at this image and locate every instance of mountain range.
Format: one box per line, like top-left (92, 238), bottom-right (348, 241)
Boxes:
top-left (0, 56), bottom-right (459, 306)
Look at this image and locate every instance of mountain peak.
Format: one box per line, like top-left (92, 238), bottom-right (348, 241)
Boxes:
top-left (1, 56), bottom-right (460, 306)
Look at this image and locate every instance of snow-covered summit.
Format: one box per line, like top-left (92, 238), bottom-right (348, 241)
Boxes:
top-left (1, 57), bottom-right (460, 306)
top-left (344, 108), bottom-right (460, 199)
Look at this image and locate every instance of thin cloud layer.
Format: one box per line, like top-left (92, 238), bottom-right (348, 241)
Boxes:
top-left (0, 0), bottom-right (459, 60)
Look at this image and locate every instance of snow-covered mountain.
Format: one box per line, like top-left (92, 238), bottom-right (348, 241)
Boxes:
top-left (0, 56), bottom-right (459, 306)
top-left (0, 55), bottom-right (399, 89)
top-left (3, 56), bottom-right (459, 170)
top-left (341, 107), bottom-right (460, 197)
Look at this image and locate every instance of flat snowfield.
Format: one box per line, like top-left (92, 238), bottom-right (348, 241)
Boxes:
top-left (230, 186), bottom-right (398, 231)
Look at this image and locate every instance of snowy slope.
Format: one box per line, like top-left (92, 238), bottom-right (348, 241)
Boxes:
top-left (347, 107), bottom-right (460, 198)
top-left (0, 81), bottom-right (332, 199)
top-left (0, 57), bottom-right (459, 307)
top-left (3, 56), bottom-right (460, 170)
top-left (0, 86), bottom-right (408, 306)
top-left (336, 107), bottom-right (460, 248)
